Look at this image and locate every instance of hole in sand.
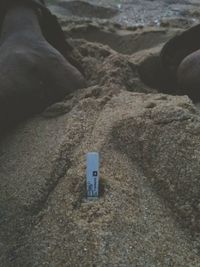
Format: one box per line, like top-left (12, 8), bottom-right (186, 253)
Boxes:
top-left (145, 102), bottom-right (157, 109)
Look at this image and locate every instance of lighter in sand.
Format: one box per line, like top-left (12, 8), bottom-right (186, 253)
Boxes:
top-left (86, 152), bottom-right (99, 199)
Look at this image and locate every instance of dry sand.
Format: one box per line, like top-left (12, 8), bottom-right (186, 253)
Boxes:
top-left (1, 0), bottom-right (200, 266)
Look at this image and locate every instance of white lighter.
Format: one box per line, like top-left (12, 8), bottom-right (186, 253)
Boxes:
top-left (86, 152), bottom-right (100, 199)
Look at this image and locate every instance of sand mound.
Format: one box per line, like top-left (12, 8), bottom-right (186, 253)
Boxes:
top-left (2, 91), bottom-right (200, 266)
top-left (1, 14), bottom-right (200, 266)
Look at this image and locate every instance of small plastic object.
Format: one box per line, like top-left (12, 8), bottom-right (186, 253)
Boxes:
top-left (86, 152), bottom-right (99, 199)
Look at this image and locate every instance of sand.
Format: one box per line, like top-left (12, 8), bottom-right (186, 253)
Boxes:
top-left (1, 0), bottom-right (200, 266)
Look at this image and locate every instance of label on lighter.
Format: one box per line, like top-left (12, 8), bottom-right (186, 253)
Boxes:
top-left (86, 152), bottom-right (99, 199)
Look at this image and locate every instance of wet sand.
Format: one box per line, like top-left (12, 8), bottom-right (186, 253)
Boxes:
top-left (48, 0), bottom-right (200, 26)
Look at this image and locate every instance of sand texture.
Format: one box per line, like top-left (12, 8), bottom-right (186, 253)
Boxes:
top-left (2, 0), bottom-right (200, 266)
